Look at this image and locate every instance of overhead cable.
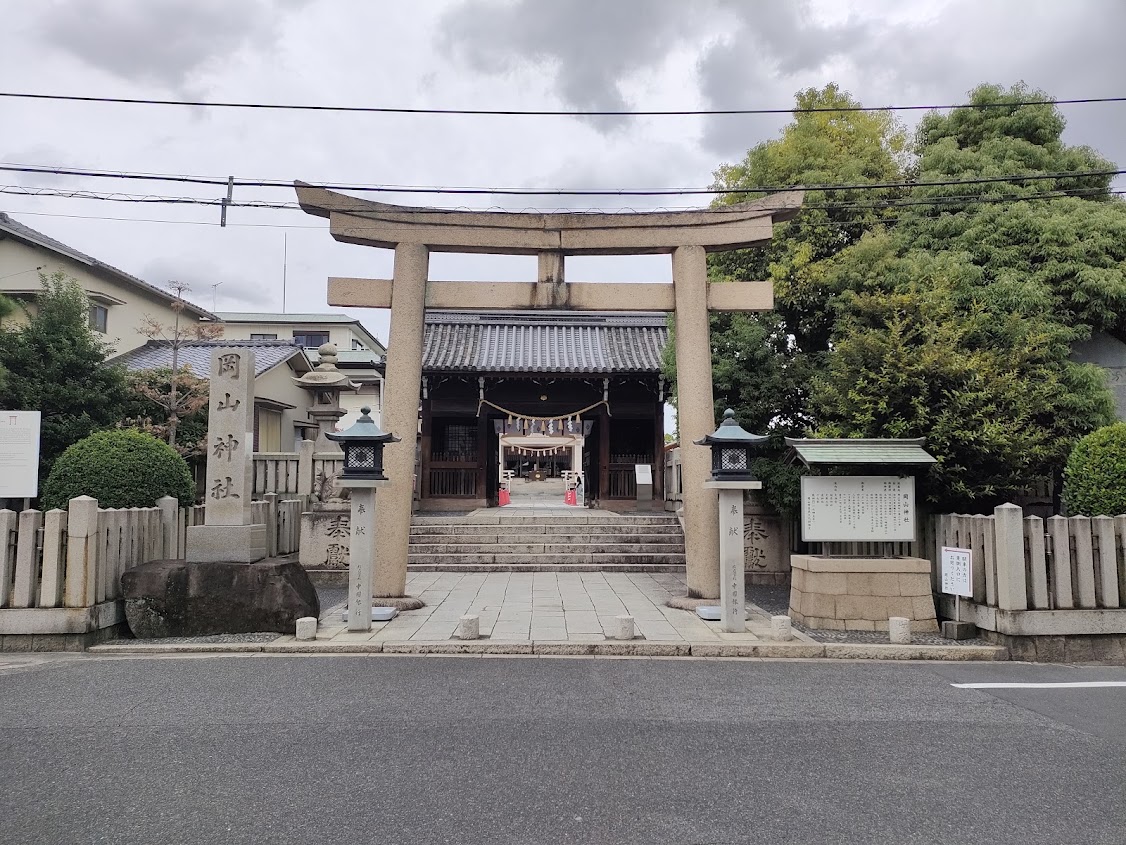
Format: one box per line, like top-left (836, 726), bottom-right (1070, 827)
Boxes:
top-left (1, 91), bottom-right (1124, 117)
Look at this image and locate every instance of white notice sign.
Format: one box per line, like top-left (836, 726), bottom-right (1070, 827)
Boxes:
top-left (800, 476), bottom-right (915, 542)
top-left (941, 547), bottom-right (973, 597)
top-left (0, 411), bottom-right (42, 498)
top-left (634, 464), bottom-right (652, 485)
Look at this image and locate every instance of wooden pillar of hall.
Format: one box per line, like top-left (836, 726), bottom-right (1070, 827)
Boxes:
top-left (373, 242), bottom-right (429, 598)
top-left (672, 245), bottom-right (721, 598)
top-left (653, 396), bottom-right (665, 505)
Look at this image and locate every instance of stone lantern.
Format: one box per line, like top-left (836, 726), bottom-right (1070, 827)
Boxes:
top-left (325, 407), bottom-right (399, 632)
top-left (293, 343), bottom-right (359, 451)
top-left (694, 409), bottom-right (768, 481)
top-left (695, 409), bottom-right (767, 633)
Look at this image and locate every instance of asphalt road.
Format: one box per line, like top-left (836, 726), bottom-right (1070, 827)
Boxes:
top-left (1, 654), bottom-right (1123, 845)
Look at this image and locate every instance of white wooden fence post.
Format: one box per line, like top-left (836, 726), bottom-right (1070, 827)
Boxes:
top-left (64, 495), bottom-right (100, 608)
top-left (993, 503), bottom-right (1028, 611)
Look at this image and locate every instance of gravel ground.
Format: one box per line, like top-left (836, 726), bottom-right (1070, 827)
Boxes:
top-left (748, 584), bottom-right (991, 646)
top-left (317, 587), bottom-right (347, 618)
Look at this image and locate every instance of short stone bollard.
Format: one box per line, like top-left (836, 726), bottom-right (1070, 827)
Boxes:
top-left (613, 615), bottom-right (635, 641)
top-left (457, 614), bottom-right (480, 640)
top-left (295, 616), bottom-right (318, 641)
top-left (770, 615), bottom-right (792, 642)
top-left (888, 616), bottom-right (912, 645)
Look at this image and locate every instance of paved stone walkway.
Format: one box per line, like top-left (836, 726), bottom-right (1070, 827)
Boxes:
top-left (297, 571), bottom-right (817, 645)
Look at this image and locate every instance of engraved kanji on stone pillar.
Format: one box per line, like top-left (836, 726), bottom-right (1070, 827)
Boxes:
top-left (205, 347), bottom-right (256, 526)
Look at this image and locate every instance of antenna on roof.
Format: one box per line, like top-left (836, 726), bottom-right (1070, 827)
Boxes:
top-left (282, 232), bottom-right (288, 313)
top-left (210, 282), bottom-right (222, 310)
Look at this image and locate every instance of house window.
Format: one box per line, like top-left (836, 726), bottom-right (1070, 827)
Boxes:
top-left (293, 331), bottom-right (329, 348)
top-left (250, 333), bottom-right (277, 340)
top-left (88, 304), bottom-right (108, 333)
top-left (352, 339), bottom-right (365, 350)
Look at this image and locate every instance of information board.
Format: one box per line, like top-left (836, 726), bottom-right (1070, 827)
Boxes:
top-left (0, 411), bottom-right (42, 498)
top-left (800, 475), bottom-right (915, 542)
top-left (940, 547), bottom-right (973, 597)
top-left (634, 464), bottom-right (652, 485)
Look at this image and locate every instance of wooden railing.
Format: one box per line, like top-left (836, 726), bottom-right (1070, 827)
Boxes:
top-left (428, 467), bottom-right (477, 497)
top-left (607, 465), bottom-right (637, 499)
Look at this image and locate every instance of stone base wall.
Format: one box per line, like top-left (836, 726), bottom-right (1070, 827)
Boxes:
top-left (981, 631), bottom-right (1126, 663)
top-left (0, 623), bottom-right (126, 653)
top-left (789, 555), bottom-right (938, 632)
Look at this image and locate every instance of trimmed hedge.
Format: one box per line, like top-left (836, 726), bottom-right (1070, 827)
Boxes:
top-left (1063, 422), bottom-right (1126, 516)
top-left (42, 429), bottom-right (195, 510)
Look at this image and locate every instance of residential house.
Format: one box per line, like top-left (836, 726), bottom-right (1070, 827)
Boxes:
top-left (211, 312), bottom-right (385, 428)
top-left (113, 339), bottom-right (315, 452)
top-left (0, 212), bottom-right (214, 352)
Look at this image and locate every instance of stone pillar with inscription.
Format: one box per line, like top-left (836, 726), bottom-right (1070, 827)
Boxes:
top-left (186, 347), bottom-right (268, 563)
top-left (703, 479), bottom-right (762, 633)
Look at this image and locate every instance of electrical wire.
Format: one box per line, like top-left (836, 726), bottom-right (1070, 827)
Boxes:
top-left (2, 91), bottom-right (1124, 117)
top-left (0, 162), bottom-right (1121, 197)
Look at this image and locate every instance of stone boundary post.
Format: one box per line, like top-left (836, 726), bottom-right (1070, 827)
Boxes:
top-left (297, 439), bottom-right (315, 496)
top-left (157, 496), bottom-right (179, 559)
top-left (993, 503), bottom-right (1028, 612)
top-left (64, 495), bottom-right (100, 608)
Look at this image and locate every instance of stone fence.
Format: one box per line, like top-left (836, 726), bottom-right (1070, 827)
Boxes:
top-left (0, 492), bottom-right (306, 648)
top-left (931, 504), bottom-right (1126, 641)
top-left (252, 440), bottom-right (343, 498)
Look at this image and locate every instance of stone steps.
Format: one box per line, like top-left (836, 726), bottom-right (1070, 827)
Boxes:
top-left (409, 532), bottom-right (685, 546)
top-left (407, 512), bottom-right (686, 572)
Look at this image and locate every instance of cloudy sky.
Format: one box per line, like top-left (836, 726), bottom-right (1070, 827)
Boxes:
top-left (1, 0), bottom-right (1122, 343)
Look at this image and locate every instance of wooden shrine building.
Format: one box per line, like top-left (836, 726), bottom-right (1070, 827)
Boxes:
top-left (418, 309), bottom-right (668, 510)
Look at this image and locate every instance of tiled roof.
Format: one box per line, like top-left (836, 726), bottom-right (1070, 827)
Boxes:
top-left (422, 311), bottom-right (668, 374)
top-left (112, 340), bottom-right (311, 378)
top-left (784, 438), bottom-right (937, 467)
top-left (0, 212), bottom-right (216, 319)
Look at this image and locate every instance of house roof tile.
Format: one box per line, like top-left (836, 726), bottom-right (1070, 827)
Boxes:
top-left (112, 340), bottom-right (311, 378)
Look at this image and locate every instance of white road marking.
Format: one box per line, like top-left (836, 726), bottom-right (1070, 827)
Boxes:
top-left (952, 681), bottom-right (1126, 689)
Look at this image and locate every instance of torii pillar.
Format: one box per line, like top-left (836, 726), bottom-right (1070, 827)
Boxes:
top-left (296, 182), bottom-right (803, 600)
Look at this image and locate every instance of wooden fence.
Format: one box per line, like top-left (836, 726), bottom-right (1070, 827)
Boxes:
top-left (931, 504), bottom-right (1126, 636)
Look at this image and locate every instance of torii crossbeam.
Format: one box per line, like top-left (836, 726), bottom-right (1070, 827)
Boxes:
top-left (297, 182), bottom-right (803, 600)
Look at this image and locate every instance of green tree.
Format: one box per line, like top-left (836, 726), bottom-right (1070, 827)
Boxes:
top-left (41, 428), bottom-right (195, 510)
top-left (813, 84), bottom-right (1122, 510)
top-left (1063, 423), bottom-right (1126, 516)
top-left (0, 271), bottom-right (129, 480)
top-left (665, 84), bottom-right (910, 438)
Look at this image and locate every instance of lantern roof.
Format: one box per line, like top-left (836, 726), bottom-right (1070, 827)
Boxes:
top-left (693, 409), bottom-right (769, 447)
top-left (325, 407), bottom-right (399, 444)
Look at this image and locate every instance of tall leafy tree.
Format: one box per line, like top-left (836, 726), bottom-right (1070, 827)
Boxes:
top-left (664, 84), bottom-right (910, 440)
top-left (0, 271), bottom-right (129, 480)
top-left (813, 84), bottom-right (1122, 510)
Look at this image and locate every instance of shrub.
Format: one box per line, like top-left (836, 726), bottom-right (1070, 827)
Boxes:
top-left (1063, 422), bottom-right (1126, 516)
top-left (41, 429), bottom-right (195, 510)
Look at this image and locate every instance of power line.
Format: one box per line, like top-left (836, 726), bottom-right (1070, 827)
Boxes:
top-left (4, 183), bottom-right (1119, 216)
top-left (1, 91), bottom-right (1124, 117)
top-left (1, 162), bottom-right (1121, 197)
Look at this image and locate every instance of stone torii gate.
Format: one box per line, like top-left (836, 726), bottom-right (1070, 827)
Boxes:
top-left (296, 183), bottom-right (803, 600)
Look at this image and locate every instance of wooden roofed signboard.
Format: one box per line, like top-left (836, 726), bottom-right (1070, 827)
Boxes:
top-left (785, 438), bottom-right (937, 544)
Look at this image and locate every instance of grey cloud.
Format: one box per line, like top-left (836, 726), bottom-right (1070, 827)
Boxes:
top-left (438, 0), bottom-right (709, 126)
top-left (35, 0), bottom-right (304, 89)
top-left (141, 258), bottom-right (272, 310)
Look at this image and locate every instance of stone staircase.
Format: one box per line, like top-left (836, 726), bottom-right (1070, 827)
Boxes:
top-left (408, 511), bottom-right (686, 572)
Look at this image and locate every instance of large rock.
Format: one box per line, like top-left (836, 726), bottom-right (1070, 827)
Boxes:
top-left (121, 559), bottom-right (320, 639)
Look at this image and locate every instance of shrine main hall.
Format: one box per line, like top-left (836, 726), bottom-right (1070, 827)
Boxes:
top-left (417, 308), bottom-right (669, 510)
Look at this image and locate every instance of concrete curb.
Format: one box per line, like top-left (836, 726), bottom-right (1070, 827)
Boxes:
top-left (88, 639), bottom-right (1009, 660)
